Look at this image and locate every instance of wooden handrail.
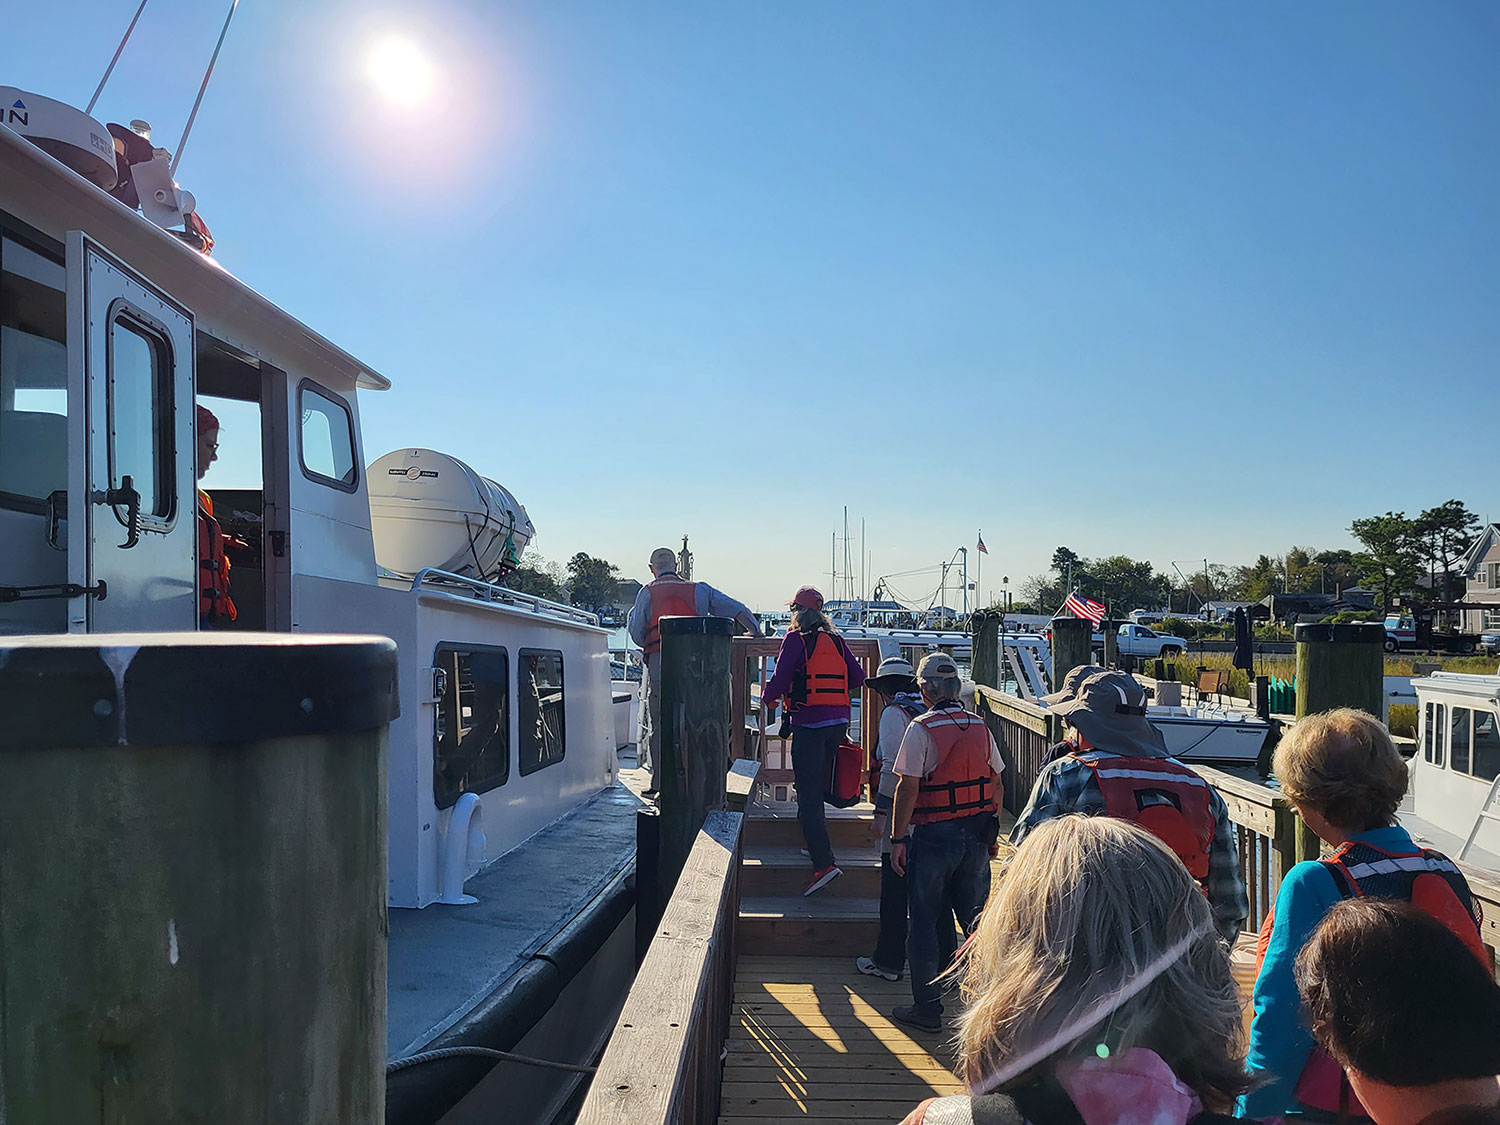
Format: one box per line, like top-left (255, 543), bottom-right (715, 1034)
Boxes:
top-left (577, 809), bottom-right (744, 1125)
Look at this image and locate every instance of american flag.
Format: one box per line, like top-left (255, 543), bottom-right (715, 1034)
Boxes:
top-left (976, 533), bottom-right (988, 555)
top-left (1064, 592), bottom-right (1107, 626)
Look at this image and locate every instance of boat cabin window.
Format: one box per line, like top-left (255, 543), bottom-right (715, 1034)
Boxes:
top-left (0, 234), bottom-right (67, 510)
top-left (297, 380), bottom-right (357, 491)
top-left (1424, 702), bottom-right (1446, 766)
top-left (433, 645), bottom-right (510, 808)
top-left (108, 311), bottom-right (175, 523)
top-left (518, 649), bottom-right (566, 776)
top-left (1446, 705), bottom-right (1500, 783)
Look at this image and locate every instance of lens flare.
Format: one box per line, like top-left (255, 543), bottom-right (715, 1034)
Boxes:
top-left (366, 35), bottom-right (434, 105)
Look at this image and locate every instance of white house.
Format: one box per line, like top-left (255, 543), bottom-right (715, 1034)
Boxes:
top-left (1459, 524), bottom-right (1500, 635)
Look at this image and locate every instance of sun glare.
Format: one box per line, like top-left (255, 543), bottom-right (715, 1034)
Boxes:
top-left (366, 35), bottom-right (435, 105)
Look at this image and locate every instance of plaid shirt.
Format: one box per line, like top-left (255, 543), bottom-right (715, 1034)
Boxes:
top-left (1011, 751), bottom-right (1249, 943)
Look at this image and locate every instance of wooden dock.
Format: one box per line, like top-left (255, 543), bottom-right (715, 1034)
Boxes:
top-left (722, 800), bottom-right (1014, 1124)
top-left (724, 955), bottom-right (960, 1124)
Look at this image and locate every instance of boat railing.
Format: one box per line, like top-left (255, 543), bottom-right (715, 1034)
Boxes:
top-left (575, 808), bottom-right (744, 1125)
top-left (975, 683), bottom-right (1500, 947)
top-left (405, 568), bottom-right (600, 626)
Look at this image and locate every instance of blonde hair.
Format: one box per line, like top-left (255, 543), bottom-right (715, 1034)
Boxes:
top-left (954, 816), bottom-right (1247, 1110)
top-left (1273, 708), bottom-right (1407, 832)
top-left (790, 605), bottom-right (835, 636)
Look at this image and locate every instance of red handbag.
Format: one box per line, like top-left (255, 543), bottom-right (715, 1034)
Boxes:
top-left (826, 739), bottom-right (865, 808)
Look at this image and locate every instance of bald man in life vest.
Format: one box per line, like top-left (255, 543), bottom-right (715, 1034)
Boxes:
top-left (626, 546), bottom-right (762, 798)
top-left (196, 404), bottom-right (237, 629)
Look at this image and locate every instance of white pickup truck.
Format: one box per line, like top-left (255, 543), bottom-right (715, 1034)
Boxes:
top-left (1093, 623), bottom-right (1189, 658)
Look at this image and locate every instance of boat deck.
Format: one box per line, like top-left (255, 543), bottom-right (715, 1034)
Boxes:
top-left (725, 955), bottom-right (961, 1124)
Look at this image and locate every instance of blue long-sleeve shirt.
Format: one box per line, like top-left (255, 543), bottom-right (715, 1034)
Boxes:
top-left (1239, 824), bottom-right (1421, 1117)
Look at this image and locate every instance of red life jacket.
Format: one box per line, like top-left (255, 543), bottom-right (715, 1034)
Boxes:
top-left (790, 631), bottom-right (850, 709)
top-left (1252, 838), bottom-right (1486, 1116)
top-left (198, 490), bottom-right (236, 624)
top-left (912, 705), bottom-right (1000, 825)
top-left (1072, 752), bottom-right (1215, 882)
top-left (641, 576), bottom-right (697, 656)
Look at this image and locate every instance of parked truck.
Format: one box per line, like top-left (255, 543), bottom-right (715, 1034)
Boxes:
top-left (1093, 623), bottom-right (1189, 658)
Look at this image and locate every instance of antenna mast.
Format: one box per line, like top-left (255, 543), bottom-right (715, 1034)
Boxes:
top-left (86, 0), bottom-right (150, 115)
top-left (172, 0), bottom-right (241, 176)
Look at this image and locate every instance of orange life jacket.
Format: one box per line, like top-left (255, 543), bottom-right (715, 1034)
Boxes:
top-left (198, 490), bottom-right (236, 624)
top-left (1252, 839), bottom-right (1486, 1116)
top-left (1072, 752), bottom-right (1215, 882)
top-left (790, 630), bottom-right (850, 709)
top-left (642, 576), bottom-right (698, 656)
top-left (912, 705), bottom-right (1000, 825)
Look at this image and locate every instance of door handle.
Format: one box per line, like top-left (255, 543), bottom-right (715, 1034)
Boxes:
top-left (93, 474), bottom-right (142, 549)
top-left (45, 490), bottom-right (67, 551)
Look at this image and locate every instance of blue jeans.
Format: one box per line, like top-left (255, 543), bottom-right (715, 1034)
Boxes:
top-left (873, 852), bottom-right (958, 976)
top-left (907, 814), bottom-right (993, 1017)
top-left (791, 723), bottom-right (844, 870)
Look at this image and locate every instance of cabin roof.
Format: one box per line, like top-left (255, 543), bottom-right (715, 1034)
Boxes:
top-left (1414, 671), bottom-right (1500, 707)
top-left (0, 122), bottom-right (389, 393)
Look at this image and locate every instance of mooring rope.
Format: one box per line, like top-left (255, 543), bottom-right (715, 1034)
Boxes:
top-left (386, 1045), bottom-right (598, 1077)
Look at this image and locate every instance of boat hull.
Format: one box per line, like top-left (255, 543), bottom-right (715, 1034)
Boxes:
top-left (1149, 708), bottom-right (1270, 764)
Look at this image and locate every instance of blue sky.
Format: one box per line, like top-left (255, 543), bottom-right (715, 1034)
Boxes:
top-left (5, 2), bottom-right (1496, 610)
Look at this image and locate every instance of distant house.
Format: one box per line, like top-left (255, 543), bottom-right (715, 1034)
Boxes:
top-left (1259, 589), bottom-right (1376, 624)
top-left (1458, 524), bottom-right (1500, 634)
top-left (1202, 600), bottom-right (1260, 622)
top-left (615, 578), bottom-right (644, 605)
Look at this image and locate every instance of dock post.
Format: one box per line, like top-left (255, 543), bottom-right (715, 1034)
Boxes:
top-left (970, 610), bottom-right (1000, 691)
top-left (1049, 616), bottom-right (1092, 693)
top-left (0, 633), bottom-right (397, 1124)
top-left (658, 615), bottom-right (733, 912)
top-left (635, 808), bottom-right (661, 965)
top-left (1102, 625), bottom-right (1118, 669)
top-left (1293, 623), bottom-right (1384, 720)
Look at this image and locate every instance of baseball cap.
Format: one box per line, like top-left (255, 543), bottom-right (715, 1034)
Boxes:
top-left (789, 586), bottom-right (824, 610)
top-left (916, 652), bottom-right (960, 681)
top-left (649, 547), bottom-right (677, 573)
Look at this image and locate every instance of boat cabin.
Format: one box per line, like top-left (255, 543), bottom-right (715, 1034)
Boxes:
top-left (0, 107), bottom-right (615, 911)
top-left (1411, 672), bottom-right (1500, 860)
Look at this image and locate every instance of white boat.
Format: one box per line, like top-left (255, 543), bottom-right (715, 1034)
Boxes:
top-left (1002, 641), bottom-right (1271, 765)
top-left (1403, 671), bottom-right (1500, 871)
top-left (0, 88), bottom-right (636, 1124)
top-left (1147, 703), bottom-right (1272, 764)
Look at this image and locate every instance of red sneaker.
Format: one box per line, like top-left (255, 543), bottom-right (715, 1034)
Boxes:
top-left (803, 865), bottom-right (842, 896)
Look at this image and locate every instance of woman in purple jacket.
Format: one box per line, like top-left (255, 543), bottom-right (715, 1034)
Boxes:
top-left (762, 586), bottom-right (867, 896)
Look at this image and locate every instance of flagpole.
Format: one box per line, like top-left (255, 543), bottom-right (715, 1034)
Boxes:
top-left (976, 531), bottom-right (982, 610)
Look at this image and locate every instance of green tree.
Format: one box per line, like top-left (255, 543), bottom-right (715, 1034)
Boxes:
top-left (1236, 555), bottom-right (1283, 602)
top-left (1087, 555), bottom-right (1171, 614)
top-left (1018, 572), bottom-right (1062, 612)
top-left (1312, 549), bottom-right (1361, 594)
top-left (1349, 512), bottom-right (1420, 610)
top-left (566, 552), bottom-right (621, 613)
top-left (1415, 500), bottom-right (1481, 603)
top-left (507, 556), bottom-right (564, 601)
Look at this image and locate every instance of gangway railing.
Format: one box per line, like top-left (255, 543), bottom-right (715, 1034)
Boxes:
top-left (575, 809), bottom-right (744, 1125)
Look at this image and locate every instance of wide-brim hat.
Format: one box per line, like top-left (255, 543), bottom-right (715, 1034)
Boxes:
top-left (868, 656), bottom-right (918, 694)
top-left (1039, 663), bottom-right (1103, 707)
top-left (1050, 670), bottom-right (1167, 757)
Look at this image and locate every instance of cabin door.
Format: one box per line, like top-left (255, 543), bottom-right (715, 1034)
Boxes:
top-left (65, 234), bottom-right (197, 632)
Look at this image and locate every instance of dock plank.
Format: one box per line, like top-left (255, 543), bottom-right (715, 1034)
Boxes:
top-left (721, 955), bottom-right (963, 1122)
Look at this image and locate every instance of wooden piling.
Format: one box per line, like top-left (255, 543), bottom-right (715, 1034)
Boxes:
top-left (1050, 617), bottom-right (1092, 693)
top-left (1102, 624), bottom-right (1118, 668)
top-left (1293, 623), bottom-right (1384, 720)
top-left (658, 615), bottom-right (734, 912)
top-left (0, 634), bottom-right (397, 1124)
top-left (970, 610), bottom-right (1000, 691)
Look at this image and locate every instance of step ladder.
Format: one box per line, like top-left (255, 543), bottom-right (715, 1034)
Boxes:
top-left (1459, 775), bottom-right (1500, 862)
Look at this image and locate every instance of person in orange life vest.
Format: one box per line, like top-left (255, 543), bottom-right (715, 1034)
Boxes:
top-left (856, 657), bottom-right (960, 983)
top-left (1038, 664), bottom-right (1105, 766)
top-left (1011, 670), bottom-right (1249, 945)
top-left (888, 652), bottom-right (1004, 1033)
top-left (626, 546), bottom-right (761, 797)
top-left (196, 404), bottom-right (237, 628)
top-left (760, 586), bottom-right (867, 896)
top-left (1241, 709), bottom-right (1485, 1121)
top-left (1296, 899), bottom-right (1500, 1125)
